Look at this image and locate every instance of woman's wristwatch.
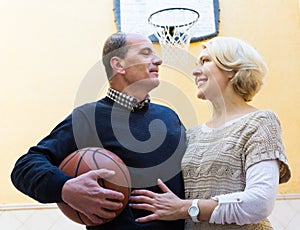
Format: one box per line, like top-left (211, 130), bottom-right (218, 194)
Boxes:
top-left (188, 199), bottom-right (200, 222)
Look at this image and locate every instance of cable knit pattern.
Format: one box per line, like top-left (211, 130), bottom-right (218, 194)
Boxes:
top-left (182, 110), bottom-right (291, 229)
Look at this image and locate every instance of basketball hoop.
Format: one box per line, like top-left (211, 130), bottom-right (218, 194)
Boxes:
top-left (148, 8), bottom-right (200, 67)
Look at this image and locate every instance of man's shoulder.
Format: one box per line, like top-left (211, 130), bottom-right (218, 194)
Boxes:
top-left (74, 98), bottom-right (110, 111)
top-left (150, 102), bottom-right (175, 112)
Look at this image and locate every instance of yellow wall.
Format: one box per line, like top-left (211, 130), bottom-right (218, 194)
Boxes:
top-left (1, 0), bottom-right (299, 204)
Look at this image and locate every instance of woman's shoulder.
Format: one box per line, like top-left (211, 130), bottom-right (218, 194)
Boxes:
top-left (185, 125), bottom-right (206, 141)
top-left (186, 124), bottom-right (203, 133)
top-left (250, 109), bottom-right (278, 118)
top-left (186, 110), bottom-right (281, 134)
top-left (246, 109), bottom-right (281, 125)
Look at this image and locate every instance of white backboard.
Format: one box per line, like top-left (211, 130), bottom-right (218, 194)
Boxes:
top-left (113, 0), bottom-right (220, 42)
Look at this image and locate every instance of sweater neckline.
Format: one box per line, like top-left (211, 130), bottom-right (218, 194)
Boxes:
top-left (201, 110), bottom-right (262, 132)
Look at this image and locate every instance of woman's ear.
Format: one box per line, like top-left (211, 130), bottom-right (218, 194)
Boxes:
top-left (228, 70), bottom-right (236, 81)
top-left (110, 57), bottom-right (126, 74)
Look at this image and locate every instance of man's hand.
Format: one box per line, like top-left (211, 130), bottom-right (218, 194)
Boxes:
top-left (62, 169), bottom-right (125, 225)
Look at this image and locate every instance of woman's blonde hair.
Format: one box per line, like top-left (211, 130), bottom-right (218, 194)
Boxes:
top-left (203, 37), bottom-right (268, 102)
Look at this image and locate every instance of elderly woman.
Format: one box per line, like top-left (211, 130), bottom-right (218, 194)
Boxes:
top-left (129, 36), bottom-right (291, 229)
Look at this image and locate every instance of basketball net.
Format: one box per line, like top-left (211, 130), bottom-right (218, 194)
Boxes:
top-left (148, 8), bottom-right (199, 68)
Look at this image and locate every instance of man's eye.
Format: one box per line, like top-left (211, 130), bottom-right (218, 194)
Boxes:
top-left (142, 49), bottom-right (152, 55)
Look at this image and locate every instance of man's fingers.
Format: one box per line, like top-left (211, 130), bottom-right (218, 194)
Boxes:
top-left (86, 213), bottom-right (107, 225)
top-left (91, 168), bottom-right (116, 179)
top-left (87, 169), bottom-right (125, 200)
top-left (100, 197), bottom-right (123, 210)
top-left (84, 199), bottom-right (124, 223)
top-left (94, 208), bottom-right (117, 219)
top-left (86, 209), bottom-right (116, 224)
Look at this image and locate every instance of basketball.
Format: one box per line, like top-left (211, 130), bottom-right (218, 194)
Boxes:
top-left (57, 147), bottom-right (131, 226)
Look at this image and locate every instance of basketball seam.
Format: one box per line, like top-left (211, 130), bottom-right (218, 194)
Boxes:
top-left (92, 149), bottom-right (131, 190)
top-left (58, 147), bottom-right (131, 226)
top-left (59, 151), bottom-right (79, 171)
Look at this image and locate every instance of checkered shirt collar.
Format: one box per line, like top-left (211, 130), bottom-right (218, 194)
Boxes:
top-left (107, 88), bottom-right (150, 111)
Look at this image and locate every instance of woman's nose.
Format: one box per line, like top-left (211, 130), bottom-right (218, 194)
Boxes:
top-left (193, 65), bottom-right (202, 76)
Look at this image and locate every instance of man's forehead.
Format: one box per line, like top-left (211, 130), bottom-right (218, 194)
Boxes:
top-left (126, 33), bottom-right (150, 41)
top-left (126, 34), bottom-right (152, 45)
top-left (126, 41), bottom-right (153, 52)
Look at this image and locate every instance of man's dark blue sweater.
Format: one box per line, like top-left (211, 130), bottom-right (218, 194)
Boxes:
top-left (11, 97), bottom-right (186, 230)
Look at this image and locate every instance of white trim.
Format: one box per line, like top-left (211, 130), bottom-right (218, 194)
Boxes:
top-left (0, 203), bottom-right (58, 211)
top-left (1, 193), bottom-right (300, 211)
top-left (276, 193), bottom-right (300, 200)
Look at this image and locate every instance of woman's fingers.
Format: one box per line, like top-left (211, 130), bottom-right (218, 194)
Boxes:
top-left (129, 202), bottom-right (155, 212)
top-left (157, 178), bottom-right (171, 193)
top-left (129, 193), bottom-right (154, 205)
top-left (135, 213), bottom-right (157, 223)
top-left (131, 189), bottom-right (155, 197)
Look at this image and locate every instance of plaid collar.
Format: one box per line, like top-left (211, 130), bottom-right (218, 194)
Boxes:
top-left (107, 88), bottom-right (150, 111)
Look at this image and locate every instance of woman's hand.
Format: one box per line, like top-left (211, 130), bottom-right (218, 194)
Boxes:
top-left (129, 179), bottom-right (190, 223)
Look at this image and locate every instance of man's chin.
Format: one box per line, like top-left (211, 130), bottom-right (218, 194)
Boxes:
top-left (129, 78), bottom-right (160, 93)
top-left (147, 78), bottom-right (160, 90)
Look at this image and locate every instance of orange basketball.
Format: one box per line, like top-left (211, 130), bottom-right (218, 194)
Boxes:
top-left (57, 147), bottom-right (131, 226)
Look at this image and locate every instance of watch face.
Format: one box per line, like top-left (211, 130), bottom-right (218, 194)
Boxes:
top-left (189, 206), bottom-right (199, 215)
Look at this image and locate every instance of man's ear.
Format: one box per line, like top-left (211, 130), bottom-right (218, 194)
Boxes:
top-left (110, 57), bottom-right (126, 74)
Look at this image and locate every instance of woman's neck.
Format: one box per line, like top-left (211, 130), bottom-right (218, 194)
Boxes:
top-left (207, 99), bottom-right (257, 128)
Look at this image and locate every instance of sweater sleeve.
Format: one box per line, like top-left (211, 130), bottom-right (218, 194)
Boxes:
top-left (243, 110), bottom-right (290, 183)
top-left (10, 107), bottom-right (93, 203)
top-left (209, 160), bottom-right (279, 225)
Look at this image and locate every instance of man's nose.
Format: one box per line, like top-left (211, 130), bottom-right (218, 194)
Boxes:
top-left (152, 54), bottom-right (163, 65)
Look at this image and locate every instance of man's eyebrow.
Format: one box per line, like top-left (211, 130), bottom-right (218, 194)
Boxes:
top-left (140, 47), bottom-right (153, 53)
top-left (142, 47), bottom-right (152, 51)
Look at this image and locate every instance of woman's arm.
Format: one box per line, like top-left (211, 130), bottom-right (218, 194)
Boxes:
top-left (129, 180), bottom-right (218, 222)
top-left (209, 160), bottom-right (279, 225)
top-left (129, 160), bottom-right (279, 224)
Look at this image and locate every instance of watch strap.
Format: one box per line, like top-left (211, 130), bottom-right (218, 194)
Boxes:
top-left (191, 199), bottom-right (200, 222)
